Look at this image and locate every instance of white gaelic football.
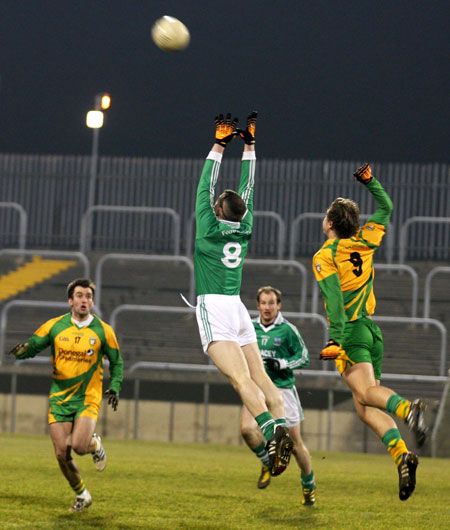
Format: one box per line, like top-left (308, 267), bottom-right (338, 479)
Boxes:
top-left (151, 16), bottom-right (190, 52)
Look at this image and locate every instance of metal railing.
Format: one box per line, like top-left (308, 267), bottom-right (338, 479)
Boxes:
top-left (80, 206), bottom-right (181, 255)
top-left (0, 249), bottom-right (90, 277)
top-left (372, 316), bottom-right (448, 377)
top-left (423, 266), bottom-right (450, 320)
top-left (245, 259), bottom-right (308, 313)
top-left (0, 202), bottom-right (27, 249)
top-left (252, 211), bottom-right (286, 260)
top-left (431, 370), bottom-right (450, 458)
top-left (399, 216), bottom-right (450, 264)
top-left (94, 253), bottom-right (195, 309)
top-left (3, 361), bottom-right (448, 455)
top-left (0, 301), bottom-right (67, 365)
top-left (289, 213), bottom-right (394, 264)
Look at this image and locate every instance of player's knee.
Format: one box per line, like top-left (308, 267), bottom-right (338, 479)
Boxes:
top-left (72, 440), bottom-right (90, 455)
top-left (54, 446), bottom-right (70, 463)
top-left (266, 391), bottom-right (283, 412)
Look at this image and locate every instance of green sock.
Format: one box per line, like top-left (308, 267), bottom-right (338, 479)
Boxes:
top-left (255, 412), bottom-right (275, 441)
top-left (382, 428), bottom-right (408, 466)
top-left (274, 417), bottom-right (287, 428)
top-left (301, 471), bottom-right (315, 489)
top-left (386, 394), bottom-right (411, 420)
top-left (252, 441), bottom-right (270, 466)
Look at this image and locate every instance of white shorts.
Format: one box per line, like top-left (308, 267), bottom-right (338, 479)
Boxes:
top-left (196, 294), bottom-right (257, 354)
top-left (280, 386), bottom-right (304, 427)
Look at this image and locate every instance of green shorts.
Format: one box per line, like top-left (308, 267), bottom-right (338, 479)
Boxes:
top-left (336, 317), bottom-right (384, 379)
top-left (48, 400), bottom-right (99, 424)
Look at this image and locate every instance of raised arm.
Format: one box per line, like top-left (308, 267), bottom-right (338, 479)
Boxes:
top-left (354, 163), bottom-right (393, 227)
top-left (237, 111), bottom-right (257, 219)
top-left (195, 114), bottom-right (238, 232)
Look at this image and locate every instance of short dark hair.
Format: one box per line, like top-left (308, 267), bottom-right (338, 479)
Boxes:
top-left (326, 198), bottom-right (360, 239)
top-left (219, 189), bottom-right (247, 222)
top-left (256, 285), bottom-right (282, 304)
top-left (67, 278), bottom-right (96, 299)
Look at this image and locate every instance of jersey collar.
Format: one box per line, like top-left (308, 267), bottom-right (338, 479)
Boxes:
top-left (257, 311), bottom-right (283, 331)
top-left (219, 219), bottom-right (240, 229)
top-left (71, 314), bottom-right (94, 328)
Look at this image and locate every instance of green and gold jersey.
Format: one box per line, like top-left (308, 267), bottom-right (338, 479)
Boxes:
top-left (15, 313), bottom-right (123, 409)
top-left (194, 151), bottom-right (255, 295)
top-left (253, 312), bottom-right (309, 389)
top-left (312, 178), bottom-right (393, 344)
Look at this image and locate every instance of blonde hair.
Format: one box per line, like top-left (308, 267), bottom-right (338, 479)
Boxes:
top-left (256, 285), bottom-right (282, 303)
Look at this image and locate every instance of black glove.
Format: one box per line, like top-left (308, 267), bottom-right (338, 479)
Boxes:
top-left (320, 340), bottom-right (343, 360)
top-left (264, 357), bottom-right (288, 371)
top-left (105, 389), bottom-right (119, 411)
top-left (236, 110), bottom-right (258, 145)
top-left (214, 113), bottom-right (238, 146)
top-left (353, 163), bottom-right (372, 184)
top-left (8, 343), bottom-right (29, 357)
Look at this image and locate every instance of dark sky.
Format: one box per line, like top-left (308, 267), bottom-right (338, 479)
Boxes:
top-left (2, 1), bottom-right (449, 162)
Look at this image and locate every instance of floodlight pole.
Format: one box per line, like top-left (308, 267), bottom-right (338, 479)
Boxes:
top-left (88, 94), bottom-right (103, 210)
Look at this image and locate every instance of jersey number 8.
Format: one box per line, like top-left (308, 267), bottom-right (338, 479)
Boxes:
top-left (221, 242), bottom-right (242, 269)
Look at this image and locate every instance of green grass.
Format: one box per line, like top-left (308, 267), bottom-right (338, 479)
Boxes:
top-left (0, 434), bottom-right (449, 529)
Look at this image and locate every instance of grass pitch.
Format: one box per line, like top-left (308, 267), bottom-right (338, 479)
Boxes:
top-left (0, 434), bottom-right (449, 529)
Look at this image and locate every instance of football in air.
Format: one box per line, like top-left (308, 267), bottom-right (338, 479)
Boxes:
top-left (151, 16), bottom-right (190, 52)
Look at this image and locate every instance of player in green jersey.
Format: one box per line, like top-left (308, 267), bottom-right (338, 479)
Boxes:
top-left (8, 278), bottom-right (123, 512)
top-left (240, 286), bottom-right (316, 506)
top-left (312, 164), bottom-right (427, 501)
top-left (194, 112), bottom-right (293, 476)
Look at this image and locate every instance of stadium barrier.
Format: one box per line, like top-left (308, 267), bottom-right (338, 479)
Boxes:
top-left (2, 361), bottom-right (448, 456)
top-left (423, 266), bottom-right (450, 320)
top-left (0, 202), bottom-right (27, 249)
top-left (0, 249), bottom-right (90, 277)
top-left (399, 217), bottom-right (450, 264)
top-left (80, 206), bottom-right (181, 255)
top-left (94, 253), bottom-right (196, 309)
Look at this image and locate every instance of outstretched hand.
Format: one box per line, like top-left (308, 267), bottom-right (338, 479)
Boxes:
top-left (105, 389), bottom-right (119, 411)
top-left (8, 343), bottom-right (29, 357)
top-left (237, 111), bottom-right (258, 145)
top-left (353, 163), bottom-right (372, 184)
top-left (214, 113), bottom-right (238, 147)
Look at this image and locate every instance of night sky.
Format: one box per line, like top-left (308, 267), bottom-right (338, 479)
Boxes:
top-left (2, 1), bottom-right (449, 163)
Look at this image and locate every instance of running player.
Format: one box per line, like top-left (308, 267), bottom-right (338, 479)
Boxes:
top-left (241, 286), bottom-right (316, 505)
top-left (312, 164), bottom-right (427, 501)
top-left (8, 278), bottom-right (123, 512)
top-left (194, 112), bottom-right (293, 476)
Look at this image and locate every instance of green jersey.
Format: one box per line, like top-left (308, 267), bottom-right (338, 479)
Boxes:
top-left (15, 313), bottom-right (123, 410)
top-left (253, 312), bottom-right (309, 389)
top-left (194, 151), bottom-right (255, 295)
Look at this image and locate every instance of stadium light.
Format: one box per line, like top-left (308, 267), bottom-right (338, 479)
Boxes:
top-left (86, 110), bottom-right (104, 129)
top-left (86, 92), bottom-right (111, 208)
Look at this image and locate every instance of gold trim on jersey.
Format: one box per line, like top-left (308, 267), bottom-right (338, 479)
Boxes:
top-left (50, 381), bottom-right (83, 405)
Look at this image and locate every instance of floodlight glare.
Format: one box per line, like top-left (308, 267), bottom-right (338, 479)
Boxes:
top-left (86, 110), bottom-right (104, 129)
top-left (100, 94), bottom-right (111, 110)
